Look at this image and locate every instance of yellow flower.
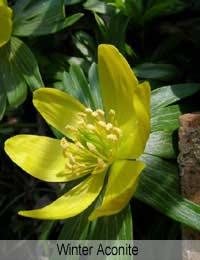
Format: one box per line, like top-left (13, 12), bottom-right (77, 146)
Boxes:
top-left (0, 0), bottom-right (12, 47)
top-left (5, 44), bottom-right (151, 221)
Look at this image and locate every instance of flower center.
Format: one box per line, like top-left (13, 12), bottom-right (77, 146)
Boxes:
top-left (60, 108), bottom-right (122, 176)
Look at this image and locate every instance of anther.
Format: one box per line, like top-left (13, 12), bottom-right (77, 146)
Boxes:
top-left (77, 119), bottom-right (86, 127)
top-left (98, 121), bottom-right (107, 128)
top-left (97, 158), bottom-right (106, 169)
top-left (75, 141), bottom-right (84, 149)
top-left (87, 142), bottom-right (98, 152)
top-left (87, 124), bottom-right (96, 131)
top-left (113, 127), bottom-right (122, 137)
top-left (96, 109), bottom-right (105, 117)
top-left (77, 112), bottom-right (87, 118)
top-left (109, 109), bottom-right (115, 117)
top-left (92, 159), bottom-right (107, 174)
top-left (60, 137), bottom-right (69, 149)
top-left (107, 134), bottom-right (118, 142)
top-left (85, 108), bottom-right (93, 114)
top-left (69, 154), bottom-right (76, 164)
top-left (65, 162), bottom-right (73, 170)
top-left (106, 123), bottom-right (113, 131)
top-left (92, 111), bottom-right (98, 117)
top-left (65, 125), bottom-right (78, 132)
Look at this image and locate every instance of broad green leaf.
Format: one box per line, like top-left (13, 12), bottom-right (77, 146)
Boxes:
top-left (58, 208), bottom-right (91, 240)
top-left (0, 36), bottom-right (43, 117)
top-left (57, 63), bottom-right (102, 110)
top-left (107, 13), bottom-right (130, 51)
top-left (0, 40), bottom-right (27, 107)
top-left (89, 206), bottom-right (133, 240)
top-left (94, 13), bottom-right (107, 40)
top-left (88, 63), bottom-right (103, 109)
top-left (10, 37), bottom-right (43, 91)
top-left (72, 31), bottom-right (97, 62)
top-left (136, 154), bottom-right (200, 231)
top-left (12, 0), bottom-right (83, 37)
top-left (151, 83), bottom-right (200, 111)
top-left (58, 193), bottom-right (132, 240)
top-left (151, 105), bottom-right (181, 132)
top-left (145, 131), bottom-right (176, 159)
top-left (84, 0), bottom-right (108, 13)
top-left (134, 63), bottom-right (181, 81)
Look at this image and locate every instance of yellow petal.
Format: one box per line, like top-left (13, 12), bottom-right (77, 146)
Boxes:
top-left (4, 135), bottom-right (86, 182)
top-left (98, 44), bottom-right (138, 127)
top-left (33, 88), bottom-right (85, 139)
top-left (0, 4), bottom-right (12, 48)
top-left (0, 1), bottom-right (7, 5)
top-left (18, 174), bottom-right (105, 219)
top-left (89, 160), bottom-right (145, 220)
top-left (117, 81), bottom-right (151, 159)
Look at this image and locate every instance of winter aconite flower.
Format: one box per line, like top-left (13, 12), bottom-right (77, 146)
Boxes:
top-left (5, 44), bottom-right (150, 220)
top-left (0, 0), bottom-right (12, 47)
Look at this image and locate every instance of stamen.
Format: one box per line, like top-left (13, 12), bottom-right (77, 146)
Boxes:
top-left (98, 121), bottom-right (107, 128)
top-left (92, 111), bottom-right (98, 118)
top-left (113, 127), bottom-right (122, 137)
top-left (74, 162), bottom-right (86, 171)
top-left (69, 154), bottom-right (76, 164)
top-left (77, 112), bottom-right (87, 118)
top-left (109, 109), bottom-right (115, 117)
top-left (96, 109), bottom-right (105, 119)
top-left (65, 162), bottom-right (73, 170)
top-left (65, 125), bottom-right (78, 132)
top-left (61, 107), bottom-right (122, 176)
top-left (86, 124), bottom-right (96, 131)
top-left (60, 137), bottom-right (69, 149)
top-left (92, 158), bottom-right (107, 174)
top-left (75, 141), bottom-right (84, 149)
top-left (106, 123), bottom-right (113, 131)
top-left (97, 158), bottom-right (106, 168)
top-left (107, 134), bottom-right (118, 142)
top-left (77, 119), bottom-right (86, 127)
top-left (87, 142), bottom-right (98, 153)
top-left (85, 108), bottom-right (93, 114)
top-left (109, 109), bottom-right (116, 123)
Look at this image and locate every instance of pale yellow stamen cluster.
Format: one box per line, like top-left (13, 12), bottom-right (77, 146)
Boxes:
top-left (60, 108), bottom-right (122, 176)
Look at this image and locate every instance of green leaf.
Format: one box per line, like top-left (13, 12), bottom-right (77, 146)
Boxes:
top-left (0, 41), bottom-right (27, 108)
top-left (58, 208), bottom-right (91, 240)
top-left (39, 221), bottom-right (55, 240)
top-left (10, 37), bottom-right (43, 91)
top-left (12, 0), bottom-right (83, 37)
top-left (0, 88), bottom-right (6, 121)
top-left (72, 31), bottom-right (97, 62)
top-left (84, 0), bottom-right (108, 14)
top-left (136, 154), bottom-right (200, 231)
top-left (134, 63), bottom-right (182, 81)
top-left (88, 63), bottom-right (103, 109)
top-left (58, 204), bottom-right (132, 240)
top-left (56, 63), bottom-right (102, 110)
top-left (151, 83), bottom-right (200, 111)
top-left (0, 37), bottom-right (43, 118)
top-left (143, 0), bottom-right (187, 23)
top-left (64, 0), bottom-right (83, 5)
top-left (89, 206), bottom-right (133, 240)
top-left (145, 131), bottom-right (176, 159)
top-left (151, 105), bottom-right (181, 132)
